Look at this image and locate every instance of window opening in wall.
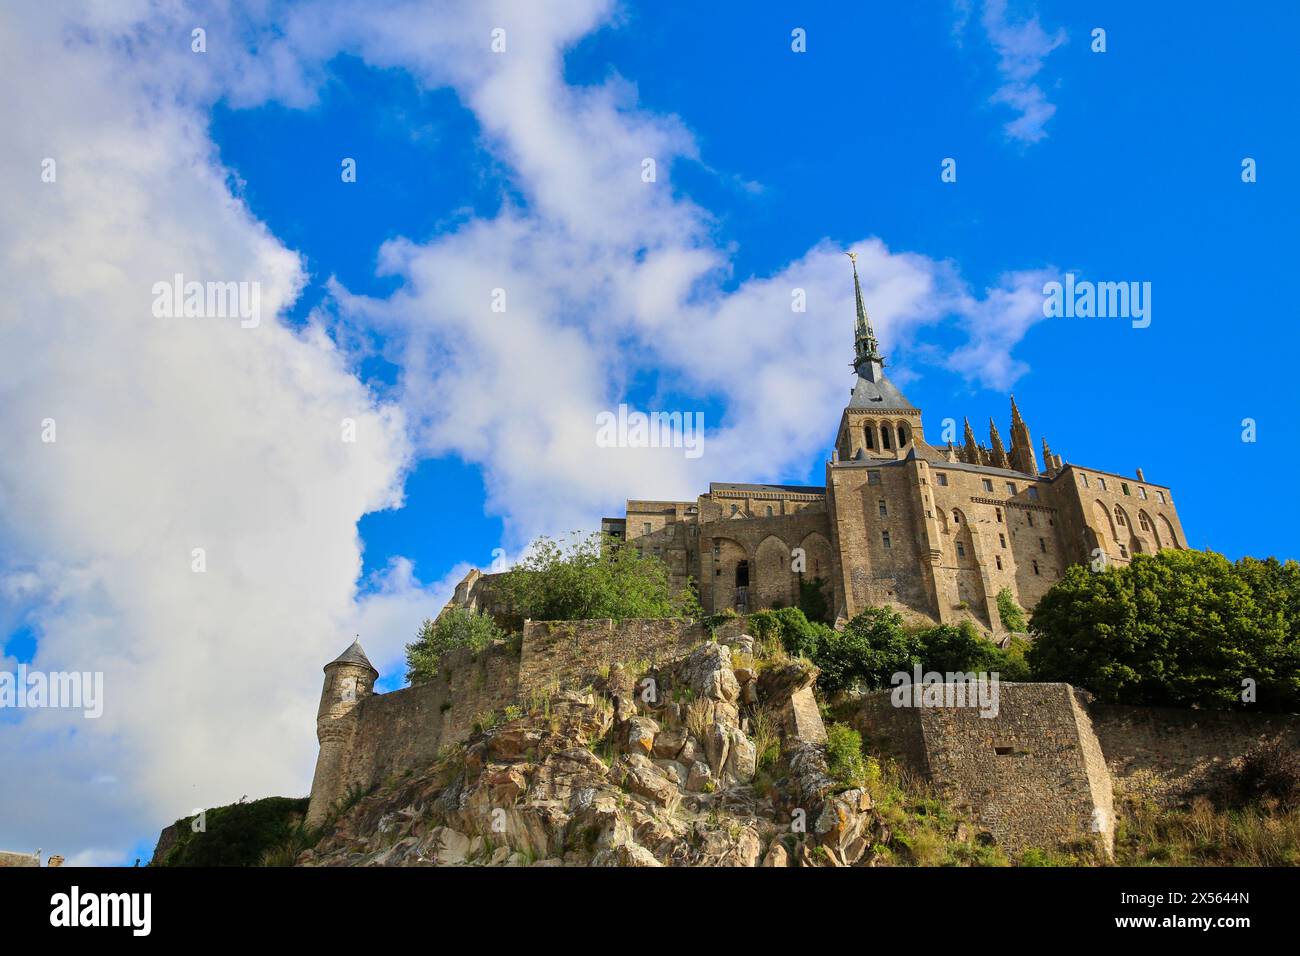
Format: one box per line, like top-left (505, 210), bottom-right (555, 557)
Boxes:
top-left (735, 561), bottom-right (749, 588)
top-left (878, 500), bottom-right (888, 517)
top-left (1006, 482), bottom-right (1017, 494)
top-left (983, 479), bottom-right (993, 492)
top-left (882, 530), bottom-right (892, 549)
top-left (955, 541), bottom-right (965, 558)
top-left (1032, 560), bottom-right (1040, 575)
top-left (994, 746), bottom-right (1013, 756)
top-left (996, 507), bottom-right (1003, 523)
top-left (999, 534), bottom-right (1006, 548)
top-left (865, 426), bottom-right (875, 450)
top-left (765, 506), bottom-right (774, 517)
top-left (868, 470), bottom-right (881, 485)
top-left (937, 473), bottom-right (948, 486)
top-left (995, 555), bottom-right (1003, 570)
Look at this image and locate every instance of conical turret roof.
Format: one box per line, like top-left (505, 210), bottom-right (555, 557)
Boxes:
top-left (326, 639), bottom-right (378, 676)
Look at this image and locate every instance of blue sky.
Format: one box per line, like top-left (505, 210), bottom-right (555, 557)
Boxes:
top-left (216, 0), bottom-right (1296, 576)
top-left (1, 0), bottom-right (1296, 865)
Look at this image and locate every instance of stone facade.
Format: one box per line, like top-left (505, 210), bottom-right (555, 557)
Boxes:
top-left (606, 261), bottom-right (1189, 633)
top-left (851, 685), bottom-right (1300, 857)
top-left (305, 617), bottom-right (747, 826)
top-left (854, 683), bottom-right (1116, 857)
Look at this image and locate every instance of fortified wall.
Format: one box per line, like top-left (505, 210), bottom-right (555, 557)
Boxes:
top-left (308, 620), bottom-right (1299, 855)
top-left (306, 616), bottom-right (745, 827)
top-left (851, 684), bottom-right (1300, 858)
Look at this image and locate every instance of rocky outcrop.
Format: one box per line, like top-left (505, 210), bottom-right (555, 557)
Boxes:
top-left (298, 638), bottom-right (896, 867)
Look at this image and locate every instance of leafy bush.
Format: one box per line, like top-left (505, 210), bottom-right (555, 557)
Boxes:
top-left (996, 588), bottom-right (1027, 632)
top-left (491, 532), bottom-right (700, 630)
top-left (815, 606), bottom-right (918, 693)
top-left (1029, 551), bottom-right (1300, 710)
top-left (747, 607), bottom-right (829, 661)
top-left (405, 608), bottom-right (506, 684)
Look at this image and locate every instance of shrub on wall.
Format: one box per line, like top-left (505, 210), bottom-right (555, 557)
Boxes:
top-left (1028, 550), bottom-right (1300, 711)
top-left (490, 532), bottom-right (700, 630)
top-left (405, 608), bottom-right (507, 684)
top-left (996, 587), bottom-right (1028, 632)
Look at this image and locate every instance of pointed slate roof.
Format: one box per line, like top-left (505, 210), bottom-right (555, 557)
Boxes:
top-left (326, 639), bottom-right (378, 676)
top-left (843, 253), bottom-right (917, 411)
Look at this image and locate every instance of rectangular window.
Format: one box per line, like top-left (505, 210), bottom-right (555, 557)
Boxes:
top-left (1081, 474), bottom-right (1089, 488)
top-left (643, 522), bottom-right (652, 535)
top-left (936, 473), bottom-right (948, 486)
top-left (996, 507), bottom-right (1003, 523)
top-left (1122, 482), bottom-right (1131, 496)
top-left (1138, 487), bottom-right (1147, 500)
top-left (1027, 487), bottom-right (1039, 501)
top-left (982, 479), bottom-right (993, 492)
top-left (878, 500), bottom-right (888, 517)
top-left (1120, 544), bottom-right (1129, 558)
top-left (1099, 477), bottom-right (1107, 491)
top-left (999, 534), bottom-right (1006, 548)
top-left (868, 470), bottom-right (881, 485)
top-left (1032, 560), bottom-right (1040, 575)
top-left (956, 541), bottom-right (965, 558)
top-left (995, 555), bottom-right (1003, 570)
top-left (1157, 490), bottom-right (1166, 504)
top-left (1006, 482), bottom-right (1017, 495)
top-left (1039, 537), bottom-right (1047, 552)
top-left (882, 530), bottom-right (891, 549)
top-left (1027, 512), bottom-right (1034, 527)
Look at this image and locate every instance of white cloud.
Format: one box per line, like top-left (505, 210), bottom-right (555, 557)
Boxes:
top-left (0, 0), bottom-right (1054, 863)
top-left (956, 0), bottom-right (1067, 144)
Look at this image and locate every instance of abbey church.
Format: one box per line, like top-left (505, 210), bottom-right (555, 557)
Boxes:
top-left (604, 256), bottom-right (1188, 633)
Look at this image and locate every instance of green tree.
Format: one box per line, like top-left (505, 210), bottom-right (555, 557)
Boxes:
top-left (815, 606), bottom-right (918, 693)
top-left (405, 608), bottom-right (506, 684)
top-left (491, 532), bottom-right (699, 630)
top-left (1028, 550), bottom-right (1300, 710)
top-left (915, 620), bottom-right (1028, 679)
top-left (797, 575), bottom-right (831, 624)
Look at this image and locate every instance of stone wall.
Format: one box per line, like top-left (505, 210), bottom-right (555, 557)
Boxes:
top-left (1089, 703), bottom-right (1300, 804)
top-left (310, 617), bottom-right (744, 821)
top-left (310, 643), bottom-right (519, 822)
top-left (850, 684), bottom-right (1300, 857)
top-left (517, 617), bottom-right (714, 700)
top-left (850, 683), bottom-right (1114, 857)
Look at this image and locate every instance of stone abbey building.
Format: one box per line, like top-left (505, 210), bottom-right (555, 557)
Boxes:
top-left (604, 256), bottom-right (1188, 632)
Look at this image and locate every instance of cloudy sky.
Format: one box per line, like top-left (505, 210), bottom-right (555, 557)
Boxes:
top-left (0, 0), bottom-right (1294, 864)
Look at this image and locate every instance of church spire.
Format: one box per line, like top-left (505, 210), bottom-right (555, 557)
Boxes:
top-left (989, 419), bottom-right (1010, 469)
top-left (961, 417), bottom-right (979, 465)
top-left (1008, 394), bottom-right (1039, 476)
top-left (847, 252), bottom-right (885, 382)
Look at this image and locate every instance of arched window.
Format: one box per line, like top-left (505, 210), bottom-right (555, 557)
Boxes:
top-left (881, 426), bottom-right (892, 450)
top-left (1139, 512), bottom-right (1152, 532)
top-left (952, 509), bottom-right (961, 525)
top-left (765, 505), bottom-right (774, 517)
top-left (898, 424), bottom-right (909, 446)
top-left (864, 425), bottom-right (875, 450)
top-left (1114, 506), bottom-right (1126, 526)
